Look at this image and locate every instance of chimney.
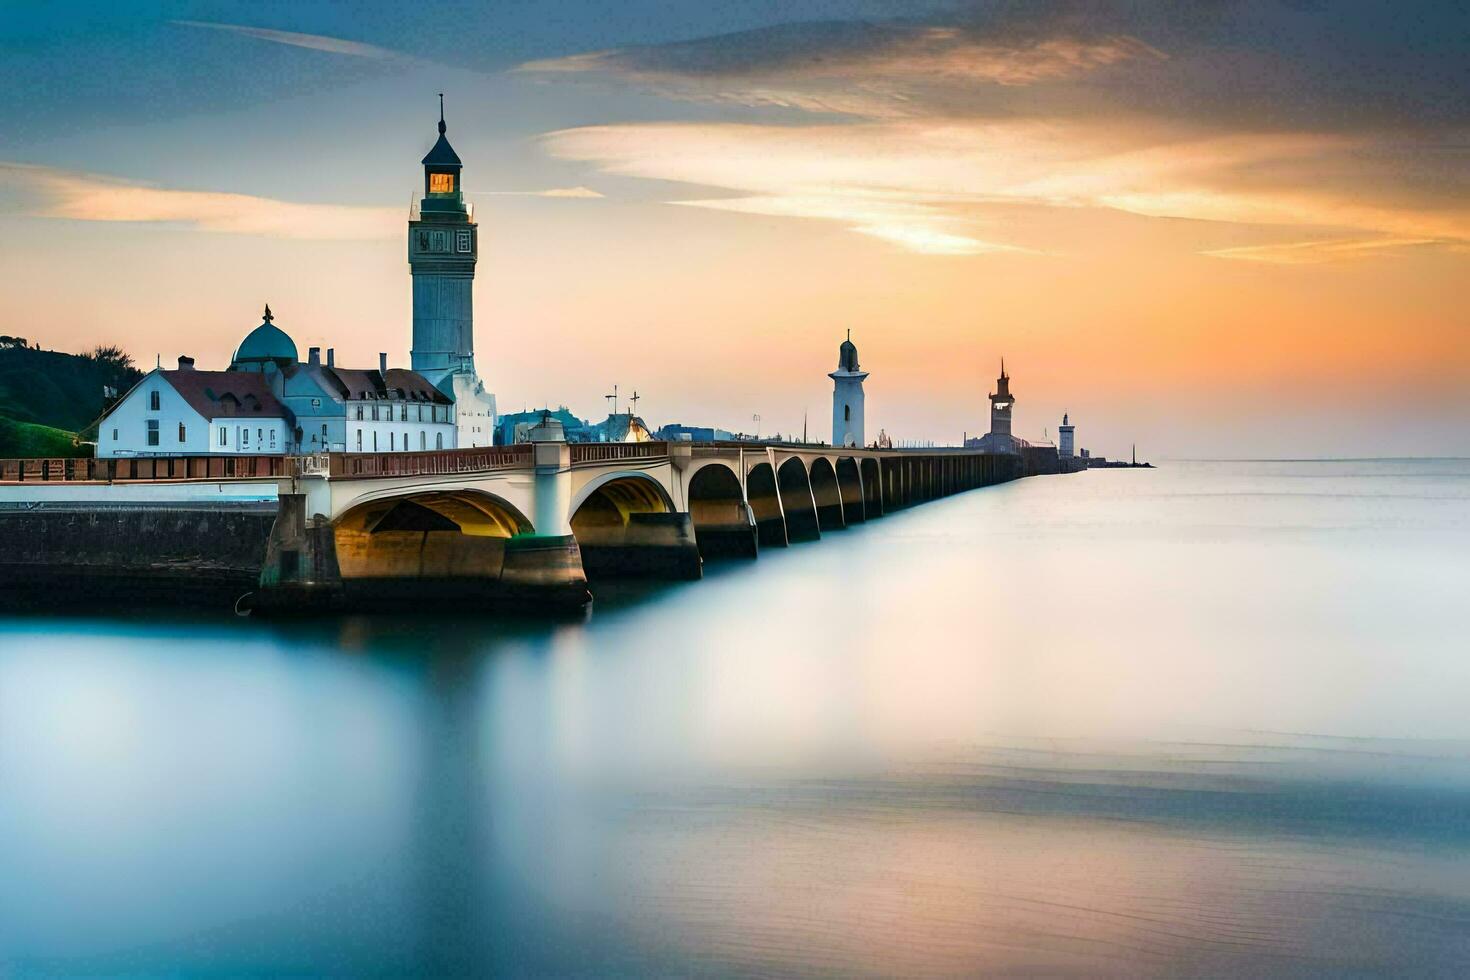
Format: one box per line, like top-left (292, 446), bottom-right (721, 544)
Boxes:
top-left (308, 346), bottom-right (320, 366)
top-left (326, 348), bottom-right (335, 368)
top-left (379, 352), bottom-right (388, 376)
top-left (177, 355), bottom-right (195, 371)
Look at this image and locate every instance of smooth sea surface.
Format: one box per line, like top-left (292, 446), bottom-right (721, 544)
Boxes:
top-left (3, 459), bottom-right (1469, 977)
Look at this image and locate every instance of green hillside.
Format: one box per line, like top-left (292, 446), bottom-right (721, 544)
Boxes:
top-left (0, 416), bottom-right (89, 458)
top-left (0, 340), bottom-right (142, 457)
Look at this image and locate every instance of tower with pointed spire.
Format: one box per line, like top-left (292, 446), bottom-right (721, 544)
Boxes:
top-left (988, 359), bottom-right (1014, 448)
top-left (408, 95), bottom-right (496, 446)
top-left (828, 329), bottom-right (869, 447)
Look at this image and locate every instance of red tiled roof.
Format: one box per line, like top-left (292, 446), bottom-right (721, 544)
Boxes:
top-left (160, 370), bottom-right (293, 421)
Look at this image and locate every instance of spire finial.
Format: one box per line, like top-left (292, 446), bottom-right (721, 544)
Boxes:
top-left (437, 93), bottom-right (446, 135)
top-left (263, 303), bottom-right (273, 324)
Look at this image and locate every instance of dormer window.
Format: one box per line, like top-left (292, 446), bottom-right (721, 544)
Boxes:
top-left (429, 172), bottom-right (455, 194)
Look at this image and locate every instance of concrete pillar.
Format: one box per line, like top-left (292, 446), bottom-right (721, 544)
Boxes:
top-left (501, 414), bottom-right (589, 603)
top-left (257, 492), bottom-right (344, 611)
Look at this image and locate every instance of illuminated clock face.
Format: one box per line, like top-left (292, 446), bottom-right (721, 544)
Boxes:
top-left (429, 172), bottom-right (455, 194)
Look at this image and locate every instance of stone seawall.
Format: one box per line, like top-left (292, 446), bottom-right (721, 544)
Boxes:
top-left (0, 502), bottom-right (277, 609)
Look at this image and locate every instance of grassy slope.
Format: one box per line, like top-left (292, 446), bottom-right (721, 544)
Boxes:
top-left (0, 346), bottom-right (136, 432)
top-left (0, 415), bottom-right (88, 458)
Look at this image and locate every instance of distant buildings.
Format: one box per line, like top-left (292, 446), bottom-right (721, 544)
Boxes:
top-left (495, 407), bottom-right (652, 446)
top-left (829, 331), bottom-right (868, 448)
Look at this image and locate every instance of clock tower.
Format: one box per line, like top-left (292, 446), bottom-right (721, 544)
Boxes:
top-left (408, 96), bottom-right (496, 446)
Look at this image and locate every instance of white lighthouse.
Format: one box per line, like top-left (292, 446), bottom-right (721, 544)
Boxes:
top-left (1059, 413), bottom-right (1075, 458)
top-left (829, 331), bottom-right (868, 447)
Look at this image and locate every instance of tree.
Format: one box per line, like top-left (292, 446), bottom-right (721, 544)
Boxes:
top-left (0, 335), bottom-right (28, 349)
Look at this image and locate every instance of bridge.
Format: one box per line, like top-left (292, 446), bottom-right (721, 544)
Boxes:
top-left (0, 437), bottom-right (1039, 611)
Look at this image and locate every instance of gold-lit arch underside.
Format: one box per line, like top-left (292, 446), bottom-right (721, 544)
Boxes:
top-left (571, 477), bottom-right (672, 531)
top-left (339, 491), bottom-right (529, 538)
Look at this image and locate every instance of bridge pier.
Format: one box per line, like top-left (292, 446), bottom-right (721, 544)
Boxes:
top-left (577, 512), bottom-right (702, 580)
top-left (257, 492), bottom-right (344, 611)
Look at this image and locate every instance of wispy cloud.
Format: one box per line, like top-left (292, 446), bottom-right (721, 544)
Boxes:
top-left (1, 163), bottom-right (400, 240)
top-left (1200, 237), bottom-right (1443, 265)
top-left (171, 20), bottom-right (410, 62)
top-left (524, 7), bottom-right (1470, 260)
top-left (470, 186), bottom-right (605, 199)
top-left (541, 121), bottom-right (1470, 258)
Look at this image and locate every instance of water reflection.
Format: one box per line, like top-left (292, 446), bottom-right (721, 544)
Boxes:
top-left (2, 460), bottom-right (1469, 975)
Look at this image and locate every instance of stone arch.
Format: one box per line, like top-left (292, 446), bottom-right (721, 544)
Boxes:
top-left (776, 456), bottom-right (820, 542)
top-left (835, 457), bottom-right (865, 524)
top-left (688, 463), bottom-right (756, 558)
top-left (569, 472), bottom-right (699, 580)
top-left (809, 457), bottom-right (846, 531)
top-left (860, 457), bottom-right (883, 518)
top-left (569, 472), bottom-right (674, 543)
top-left (747, 461), bottom-right (787, 548)
top-left (332, 489), bottom-right (534, 585)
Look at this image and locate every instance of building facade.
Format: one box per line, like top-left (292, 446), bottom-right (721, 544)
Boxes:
top-left (1059, 413), bottom-right (1075, 458)
top-left (96, 359), bottom-right (293, 458)
top-left (829, 331), bottom-right (868, 448)
top-left (408, 97), bottom-right (497, 448)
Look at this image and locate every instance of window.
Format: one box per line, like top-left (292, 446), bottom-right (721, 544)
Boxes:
top-left (371, 405), bottom-right (380, 421)
top-left (219, 427), bottom-right (226, 447)
top-left (399, 404), bottom-right (407, 422)
top-left (356, 405), bottom-right (364, 421)
top-left (242, 428), bottom-right (249, 447)
top-left (321, 423), bottom-right (328, 442)
top-left (373, 432), bottom-right (378, 452)
top-left (111, 428), bottom-right (118, 441)
top-left (436, 432), bottom-right (443, 450)
top-left (390, 432), bottom-right (395, 452)
top-left (420, 431), bottom-right (426, 451)
top-left (269, 430), bottom-right (276, 448)
top-left (178, 422), bottom-right (186, 442)
top-left (429, 172), bottom-right (454, 194)
top-left (356, 429), bottom-right (362, 452)
top-left (417, 404), bottom-right (424, 422)
top-left (844, 405), bottom-right (851, 422)
top-left (149, 390), bottom-right (160, 411)
top-left (403, 432), bottom-right (408, 452)
top-left (146, 419), bottom-right (159, 446)
top-left (456, 229), bottom-right (471, 253)
top-left (256, 428), bottom-right (262, 444)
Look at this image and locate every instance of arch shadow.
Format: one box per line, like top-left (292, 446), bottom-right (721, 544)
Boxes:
top-left (571, 472), bottom-right (700, 580)
top-left (747, 462), bottom-right (787, 548)
top-left (836, 457), bottom-right (865, 524)
top-left (809, 457), bottom-right (846, 531)
top-left (777, 457), bottom-right (821, 542)
top-left (860, 457), bottom-right (883, 518)
top-left (688, 463), bottom-right (757, 559)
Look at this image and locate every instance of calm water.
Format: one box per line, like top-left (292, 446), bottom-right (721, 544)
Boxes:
top-left (3, 460), bottom-right (1470, 977)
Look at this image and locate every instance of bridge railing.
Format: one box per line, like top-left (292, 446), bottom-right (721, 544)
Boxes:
top-left (0, 455), bottom-right (290, 483)
top-left (327, 445), bottom-right (533, 479)
top-left (569, 441), bottom-right (669, 464)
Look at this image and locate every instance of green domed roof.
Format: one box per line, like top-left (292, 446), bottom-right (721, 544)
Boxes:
top-left (232, 305), bottom-right (297, 366)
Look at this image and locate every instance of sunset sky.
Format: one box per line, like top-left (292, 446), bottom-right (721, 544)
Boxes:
top-left (2, 1), bottom-right (1466, 457)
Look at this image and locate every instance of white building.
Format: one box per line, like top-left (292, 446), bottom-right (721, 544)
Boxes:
top-left (1059, 413), bottom-right (1076, 458)
top-left (97, 358), bottom-right (293, 458)
top-left (829, 331), bottom-right (868, 448)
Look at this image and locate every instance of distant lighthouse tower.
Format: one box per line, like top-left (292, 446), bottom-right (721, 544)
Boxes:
top-left (829, 331), bottom-right (868, 447)
top-left (1059, 412), bottom-right (1075, 458)
top-left (408, 95), bottom-right (495, 447)
top-left (989, 359), bottom-right (1014, 451)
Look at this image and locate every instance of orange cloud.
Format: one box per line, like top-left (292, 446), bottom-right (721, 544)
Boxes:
top-left (0, 163), bottom-right (400, 240)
